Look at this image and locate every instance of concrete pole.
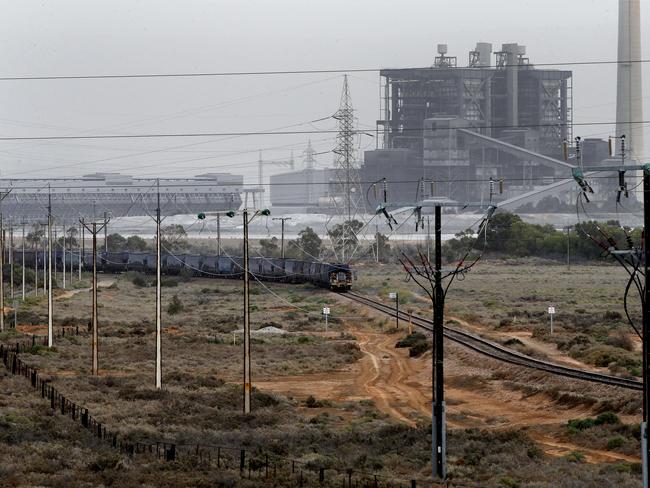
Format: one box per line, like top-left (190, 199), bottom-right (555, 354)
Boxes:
top-left (9, 225), bottom-right (14, 299)
top-left (21, 223), bottom-right (25, 300)
top-left (104, 211), bottom-right (108, 253)
top-left (0, 214), bottom-right (4, 332)
top-left (42, 236), bottom-right (46, 295)
top-left (217, 214), bottom-right (221, 255)
top-left (243, 209), bottom-right (251, 414)
top-left (78, 221), bottom-right (82, 280)
top-left (155, 180), bottom-right (162, 389)
top-left (47, 192), bottom-right (53, 348)
top-left (91, 222), bottom-right (98, 375)
top-left (62, 224), bottom-right (66, 289)
top-left (34, 237), bottom-right (38, 297)
top-left (53, 227), bottom-right (57, 285)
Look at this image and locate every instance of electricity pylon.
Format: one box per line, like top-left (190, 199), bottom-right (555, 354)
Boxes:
top-left (327, 75), bottom-right (363, 262)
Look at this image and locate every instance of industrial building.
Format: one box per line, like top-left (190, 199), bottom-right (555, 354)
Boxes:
top-left (0, 172), bottom-right (244, 221)
top-left (366, 42), bottom-right (585, 204)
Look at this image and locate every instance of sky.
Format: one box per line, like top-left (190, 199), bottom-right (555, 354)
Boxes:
top-left (0, 0), bottom-right (648, 186)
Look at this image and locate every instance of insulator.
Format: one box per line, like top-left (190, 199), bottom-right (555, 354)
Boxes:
top-left (563, 140), bottom-right (569, 161)
top-left (430, 181), bottom-right (435, 196)
top-left (382, 179), bottom-right (388, 203)
top-left (608, 137), bottom-right (615, 157)
top-left (499, 179), bottom-right (504, 194)
top-left (372, 184), bottom-right (377, 199)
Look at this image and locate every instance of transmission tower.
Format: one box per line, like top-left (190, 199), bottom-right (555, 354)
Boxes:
top-left (303, 140), bottom-right (316, 205)
top-left (328, 75), bottom-right (363, 262)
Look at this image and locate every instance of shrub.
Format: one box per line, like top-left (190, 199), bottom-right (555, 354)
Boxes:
top-left (167, 295), bottom-right (184, 315)
top-left (409, 341), bottom-right (431, 357)
top-left (567, 418), bottom-right (595, 432)
top-left (606, 436), bottom-right (625, 450)
top-left (395, 332), bottom-right (427, 348)
top-left (131, 274), bottom-right (148, 287)
top-left (604, 310), bottom-right (623, 321)
top-left (595, 411), bottom-right (620, 426)
top-left (564, 451), bottom-right (586, 463)
top-left (161, 277), bottom-right (179, 287)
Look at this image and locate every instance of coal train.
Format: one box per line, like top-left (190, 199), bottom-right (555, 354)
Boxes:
top-left (16, 250), bottom-right (353, 292)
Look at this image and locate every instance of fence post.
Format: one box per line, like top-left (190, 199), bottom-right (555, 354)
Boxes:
top-left (240, 450), bottom-right (245, 474)
top-left (299, 470), bottom-right (303, 487)
top-left (348, 470), bottom-right (352, 488)
top-left (81, 409), bottom-right (88, 428)
top-left (265, 455), bottom-right (269, 478)
top-left (11, 354), bottom-right (17, 374)
top-left (411, 481), bottom-right (416, 488)
top-left (31, 370), bottom-right (36, 387)
top-left (32, 335), bottom-right (35, 347)
top-left (320, 468), bottom-right (325, 484)
top-left (166, 444), bottom-right (176, 461)
top-left (60, 396), bottom-right (65, 415)
top-left (50, 388), bottom-right (55, 409)
top-left (217, 447), bottom-right (221, 468)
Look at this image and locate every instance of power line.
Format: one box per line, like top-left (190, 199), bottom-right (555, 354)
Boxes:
top-left (0, 173), bottom-right (640, 192)
top-left (1, 119), bottom-right (649, 142)
top-left (1, 59), bottom-right (650, 82)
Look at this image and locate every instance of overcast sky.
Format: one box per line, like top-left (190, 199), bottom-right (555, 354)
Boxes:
top-left (0, 0), bottom-right (648, 185)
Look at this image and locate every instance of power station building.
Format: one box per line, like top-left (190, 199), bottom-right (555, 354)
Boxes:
top-left (366, 42), bottom-right (585, 204)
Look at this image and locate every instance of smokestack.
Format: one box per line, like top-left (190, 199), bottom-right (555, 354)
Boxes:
top-left (616, 0), bottom-right (644, 163)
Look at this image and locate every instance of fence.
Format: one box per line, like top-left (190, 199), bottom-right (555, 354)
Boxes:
top-left (0, 336), bottom-right (424, 487)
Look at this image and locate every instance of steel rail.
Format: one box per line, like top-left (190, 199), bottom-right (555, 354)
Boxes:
top-left (344, 292), bottom-right (642, 391)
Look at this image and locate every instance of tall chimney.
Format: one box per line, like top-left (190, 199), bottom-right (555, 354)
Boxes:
top-left (616, 0), bottom-right (644, 163)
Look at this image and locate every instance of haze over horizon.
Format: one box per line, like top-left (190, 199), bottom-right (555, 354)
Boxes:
top-left (0, 0), bottom-right (648, 185)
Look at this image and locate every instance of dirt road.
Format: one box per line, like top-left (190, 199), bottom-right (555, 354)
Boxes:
top-left (256, 326), bottom-right (640, 463)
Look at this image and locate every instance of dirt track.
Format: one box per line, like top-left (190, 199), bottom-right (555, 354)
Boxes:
top-left (257, 325), bottom-right (641, 464)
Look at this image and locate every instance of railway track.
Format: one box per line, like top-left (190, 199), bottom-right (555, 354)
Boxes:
top-left (343, 292), bottom-right (642, 391)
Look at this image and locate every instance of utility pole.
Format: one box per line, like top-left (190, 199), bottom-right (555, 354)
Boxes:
top-left (432, 205), bottom-right (445, 480)
top-left (78, 221), bottom-right (82, 280)
top-left (571, 162), bottom-right (650, 486)
top-left (380, 197), bottom-right (494, 483)
top-left (641, 165), bottom-right (650, 488)
top-left (104, 211), bottom-right (108, 253)
top-left (62, 223), bottom-right (66, 289)
top-left (375, 224), bottom-right (380, 263)
top-left (47, 188), bottom-right (53, 348)
top-left (243, 208), bottom-right (252, 413)
top-left (216, 214), bottom-right (221, 255)
top-left (9, 224), bottom-right (14, 299)
top-left (0, 214), bottom-right (4, 333)
top-left (427, 216), bottom-right (432, 264)
top-left (34, 236), bottom-right (38, 297)
top-left (566, 225), bottom-right (571, 271)
top-left (81, 216), bottom-right (109, 375)
top-left (227, 207), bottom-right (270, 414)
top-left (155, 180), bottom-right (162, 389)
top-left (21, 222), bottom-right (25, 300)
top-left (272, 217), bottom-right (292, 258)
top-left (0, 190), bottom-right (12, 331)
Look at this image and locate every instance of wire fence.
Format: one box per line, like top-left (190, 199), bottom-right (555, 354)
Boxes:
top-left (0, 335), bottom-right (425, 487)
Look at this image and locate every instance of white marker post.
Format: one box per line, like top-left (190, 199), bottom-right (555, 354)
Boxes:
top-left (389, 292), bottom-right (398, 328)
top-left (323, 307), bottom-right (330, 332)
top-left (548, 306), bottom-right (556, 334)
